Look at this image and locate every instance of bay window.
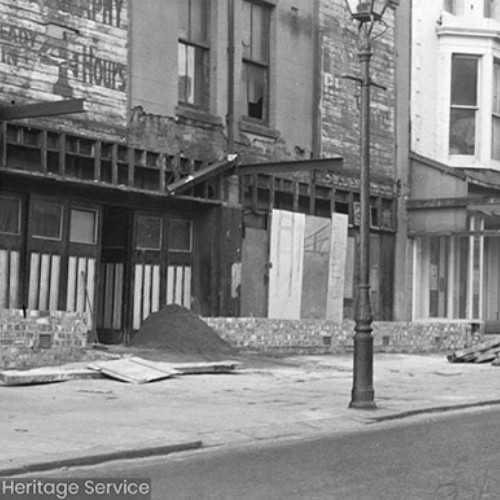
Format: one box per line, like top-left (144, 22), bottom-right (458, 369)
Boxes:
top-left (449, 55), bottom-right (478, 156)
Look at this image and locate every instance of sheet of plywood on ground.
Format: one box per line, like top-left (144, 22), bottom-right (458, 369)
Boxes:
top-left (133, 358), bottom-right (242, 375)
top-left (88, 357), bottom-right (179, 384)
top-left (0, 367), bottom-right (103, 386)
top-left (447, 338), bottom-right (500, 362)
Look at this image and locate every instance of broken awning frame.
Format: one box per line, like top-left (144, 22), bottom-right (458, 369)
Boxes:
top-left (165, 155), bottom-right (345, 195)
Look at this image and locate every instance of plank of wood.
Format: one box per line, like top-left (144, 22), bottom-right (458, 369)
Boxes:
top-left (88, 357), bottom-right (179, 384)
top-left (448, 338), bottom-right (500, 362)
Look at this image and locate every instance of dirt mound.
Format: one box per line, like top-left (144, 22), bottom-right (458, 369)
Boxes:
top-left (129, 305), bottom-right (237, 356)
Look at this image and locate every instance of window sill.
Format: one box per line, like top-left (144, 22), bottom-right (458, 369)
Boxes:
top-left (239, 119), bottom-right (280, 139)
top-left (175, 106), bottom-right (223, 126)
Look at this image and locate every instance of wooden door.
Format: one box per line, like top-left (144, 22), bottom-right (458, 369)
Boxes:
top-left (132, 212), bottom-right (163, 330)
top-left (65, 204), bottom-right (101, 328)
top-left (26, 197), bottom-right (65, 311)
top-left (97, 207), bottom-right (130, 343)
top-left (0, 193), bottom-right (24, 308)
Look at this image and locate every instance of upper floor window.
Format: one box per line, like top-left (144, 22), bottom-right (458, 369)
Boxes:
top-left (241, 0), bottom-right (271, 123)
top-left (492, 60), bottom-right (500, 160)
top-left (485, 0), bottom-right (500, 20)
top-left (449, 55), bottom-right (478, 156)
top-left (178, 0), bottom-right (209, 108)
top-left (444, 0), bottom-right (463, 14)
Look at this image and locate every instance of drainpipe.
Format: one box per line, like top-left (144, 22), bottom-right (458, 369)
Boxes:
top-left (312, 0), bottom-right (322, 158)
top-left (227, 0), bottom-right (235, 155)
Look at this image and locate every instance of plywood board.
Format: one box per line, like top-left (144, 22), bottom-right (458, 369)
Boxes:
top-left (300, 216), bottom-right (331, 319)
top-left (88, 357), bottom-right (179, 384)
top-left (268, 210), bottom-right (305, 319)
top-left (326, 213), bottom-right (349, 321)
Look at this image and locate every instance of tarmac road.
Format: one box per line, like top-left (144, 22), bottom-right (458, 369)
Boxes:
top-left (30, 406), bottom-right (500, 500)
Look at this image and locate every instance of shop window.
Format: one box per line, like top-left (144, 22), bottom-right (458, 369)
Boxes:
top-left (70, 209), bottom-right (97, 244)
top-left (0, 196), bottom-right (21, 235)
top-left (241, 0), bottom-right (271, 122)
top-left (414, 236), bottom-right (469, 320)
top-left (168, 219), bottom-right (193, 252)
top-left (32, 201), bottom-right (62, 240)
top-left (178, 0), bottom-right (209, 108)
top-left (449, 55), bottom-right (478, 156)
top-left (136, 216), bottom-right (162, 250)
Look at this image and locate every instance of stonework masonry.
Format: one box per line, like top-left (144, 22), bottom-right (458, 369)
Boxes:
top-left (0, 309), bottom-right (90, 369)
top-left (205, 317), bottom-right (481, 355)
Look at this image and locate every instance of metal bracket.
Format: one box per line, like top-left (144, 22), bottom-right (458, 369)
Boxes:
top-left (341, 74), bottom-right (387, 91)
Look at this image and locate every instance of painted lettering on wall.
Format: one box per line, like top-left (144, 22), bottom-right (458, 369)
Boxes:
top-left (0, 0), bottom-right (128, 97)
top-left (41, 0), bottom-right (125, 28)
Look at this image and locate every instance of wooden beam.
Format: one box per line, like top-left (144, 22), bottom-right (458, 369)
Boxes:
top-left (238, 157), bottom-right (343, 175)
top-left (166, 157), bottom-right (237, 194)
top-left (0, 99), bottom-right (87, 121)
top-left (407, 195), bottom-right (500, 210)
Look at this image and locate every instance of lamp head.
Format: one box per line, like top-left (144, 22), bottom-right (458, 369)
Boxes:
top-left (344, 0), bottom-right (391, 23)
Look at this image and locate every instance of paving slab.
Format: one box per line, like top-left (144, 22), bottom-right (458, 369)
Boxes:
top-left (1, 353), bottom-right (500, 475)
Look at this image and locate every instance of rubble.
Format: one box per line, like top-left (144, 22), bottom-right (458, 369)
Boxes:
top-left (447, 338), bottom-right (500, 364)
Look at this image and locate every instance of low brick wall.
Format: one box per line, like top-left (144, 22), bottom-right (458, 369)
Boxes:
top-left (0, 309), bottom-right (91, 369)
top-left (204, 318), bottom-right (482, 354)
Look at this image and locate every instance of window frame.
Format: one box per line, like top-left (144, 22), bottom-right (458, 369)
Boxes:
top-left (241, 0), bottom-right (272, 124)
top-left (69, 207), bottom-right (99, 245)
top-left (31, 200), bottom-right (64, 241)
top-left (178, 0), bottom-right (210, 110)
top-left (0, 195), bottom-right (21, 236)
top-left (449, 54), bottom-right (480, 157)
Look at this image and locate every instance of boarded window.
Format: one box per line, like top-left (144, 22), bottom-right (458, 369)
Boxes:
top-left (70, 209), bottom-right (97, 244)
top-left (178, 0), bottom-right (209, 108)
top-left (0, 196), bottom-right (21, 235)
top-left (32, 201), bottom-right (63, 240)
top-left (168, 219), bottom-right (193, 252)
top-left (449, 55), bottom-right (478, 155)
top-left (242, 0), bottom-right (271, 122)
top-left (136, 216), bottom-right (162, 250)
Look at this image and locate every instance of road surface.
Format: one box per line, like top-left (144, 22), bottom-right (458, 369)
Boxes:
top-left (24, 407), bottom-right (500, 499)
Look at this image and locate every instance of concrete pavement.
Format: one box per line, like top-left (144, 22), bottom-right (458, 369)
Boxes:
top-left (1, 352), bottom-right (500, 475)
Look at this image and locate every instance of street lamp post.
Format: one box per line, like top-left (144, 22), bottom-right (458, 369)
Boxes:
top-left (343, 0), bottom-right (392, 409)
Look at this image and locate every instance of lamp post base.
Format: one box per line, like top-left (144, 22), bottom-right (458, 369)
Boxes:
top-left (349, 389), bottom-right (377, 409)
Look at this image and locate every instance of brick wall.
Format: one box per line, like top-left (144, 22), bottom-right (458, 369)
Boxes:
top-left (205, 318), bottom-right (481, 355)
top-left (0, 309), bottom-right (91, 370)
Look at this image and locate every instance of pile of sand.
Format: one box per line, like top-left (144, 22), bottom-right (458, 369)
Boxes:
top-left (130, 305), bottom-right (236, 356)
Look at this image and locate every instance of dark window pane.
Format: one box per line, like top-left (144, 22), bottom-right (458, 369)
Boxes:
top-left (70, 209), bottom-right (97, 244)
top-left (450, 108), bottom-right (476, 155)
top-left (242, 1), bottom-right (252, 59)
top-left (136, 216), bottom-right (162, 250)
top-left (243, 62), bottom-right (267, 120)
top-left (32, 201), bottom-right (62, 240)
top-left (0, 196), bottom-right (20, 235)
top-left (242, 1), bottom-right (270, 63)
top-left (168, 219), bottom-right (192, 252)
top-left (252, 3), bottom-right (269, 63)
top-left (493, 116), bottom-right (500, 160)
top-left (178, 42), bottom-right (206, 106)
top-left (179, 0), bottom-right (189, 39)
top-left (190, 0), bottom-right (207, 42)
top-left (451, 56), bottom-right (478, 106)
